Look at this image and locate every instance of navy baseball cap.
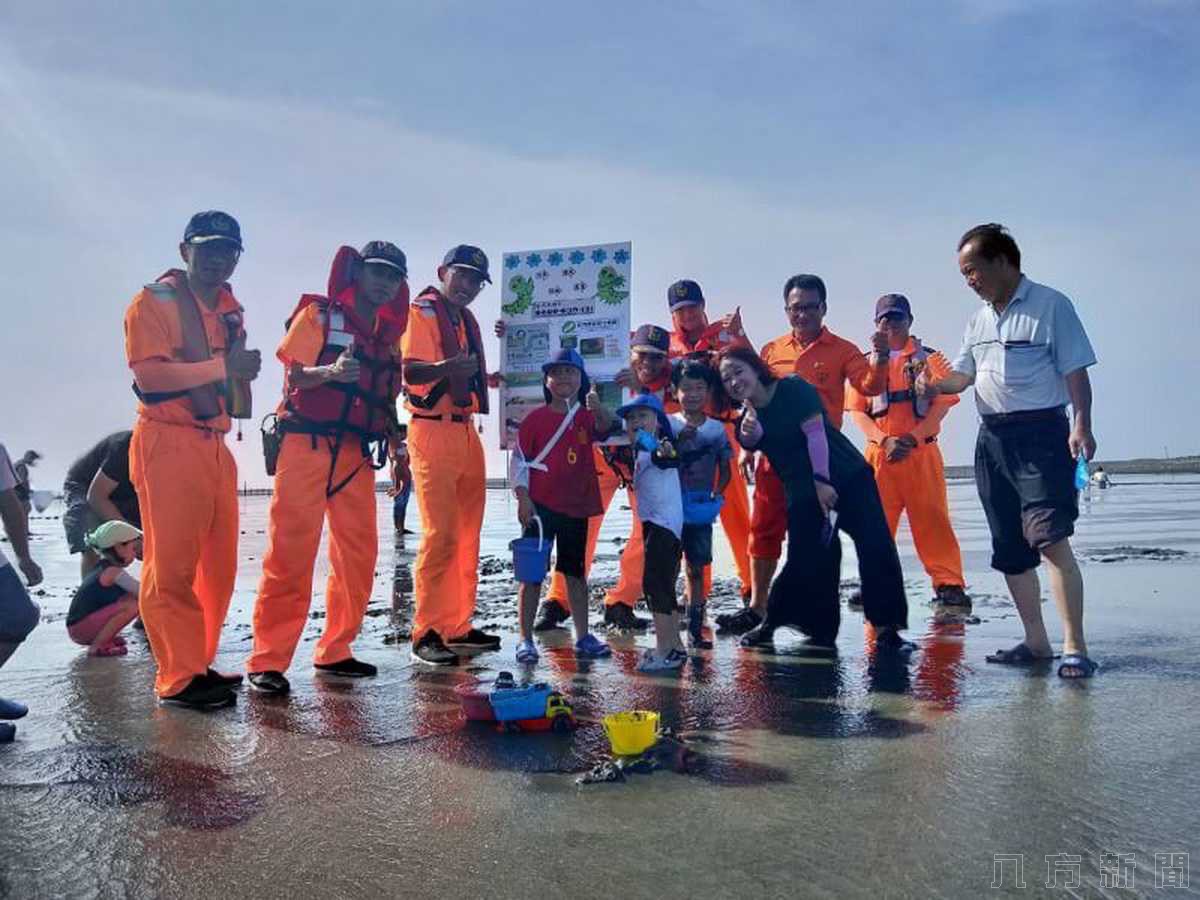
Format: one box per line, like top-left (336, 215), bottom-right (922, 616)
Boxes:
top-left (875, 293), bottom-right (912, 320)
top-left (667, 279), bottom-right (705, 312)
top-left (442, 244), bottom-right (491, 283)
top-left (631, 323), bottom-right (670, 354)
top-left (360, 241), bottom-right (407, 276)
top-left (183, 211), bottom-right (243, 250)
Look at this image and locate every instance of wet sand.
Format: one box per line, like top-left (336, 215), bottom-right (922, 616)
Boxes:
top-left (2, 478), bottom-right (1199, 898)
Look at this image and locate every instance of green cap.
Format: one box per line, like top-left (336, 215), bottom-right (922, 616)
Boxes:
top-left (85, 520), bottom-right (143, 551)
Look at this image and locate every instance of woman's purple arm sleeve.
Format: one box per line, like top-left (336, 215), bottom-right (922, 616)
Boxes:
top-left (801, 416), bottom-right (830, 481)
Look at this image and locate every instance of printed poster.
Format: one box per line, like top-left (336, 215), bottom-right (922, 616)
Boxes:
top-left (499, 241), bottom-right (631, 448)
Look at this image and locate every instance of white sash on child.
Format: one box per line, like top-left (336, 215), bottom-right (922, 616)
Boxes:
top-left (508, 402), bottom-right (580, 489)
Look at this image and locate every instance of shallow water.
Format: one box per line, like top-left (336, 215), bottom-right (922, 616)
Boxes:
top-left (2, 477), bottom-right (1199, 898)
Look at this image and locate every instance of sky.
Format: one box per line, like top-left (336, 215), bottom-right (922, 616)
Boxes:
top-left (2, 0), bottom-right (1198, 488)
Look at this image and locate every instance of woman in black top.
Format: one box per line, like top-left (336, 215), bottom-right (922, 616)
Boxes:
top-left (718, 347), bottom-right (911, 651)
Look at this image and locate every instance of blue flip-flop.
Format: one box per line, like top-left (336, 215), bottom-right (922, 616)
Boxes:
top-left (515, 640), bottom-right (539, 664)
top-left (1058, 653), bottom-right (1098, 679)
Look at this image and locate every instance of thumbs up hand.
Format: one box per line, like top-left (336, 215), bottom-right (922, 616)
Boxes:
top-left (585, 385), bottom-right (602, 412)
top-left (327, 341), bottom-right (360, 383)
top-left (739, 401), bottom-right (763, 447)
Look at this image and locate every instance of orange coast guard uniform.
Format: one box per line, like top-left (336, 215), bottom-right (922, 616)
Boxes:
top-left (847, 337), bottom-right (965, 591)
top-left (402, 287), bottom-right (489, 644)
top-left (124, 270), bottom-right (245, 698)
top-left (248, 246), bottom-right (409, 673)
top-left (749, 327), bottom-right (887, 560)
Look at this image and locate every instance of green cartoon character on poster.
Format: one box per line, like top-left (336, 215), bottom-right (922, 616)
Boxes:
top-left (596, 265), bottom-right (629, 306)
top-left (503, 274), bottom-right (536, 315)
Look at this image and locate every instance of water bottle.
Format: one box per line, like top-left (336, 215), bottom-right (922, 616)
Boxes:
top-left (1074, 455), bottom-right (1090, 490)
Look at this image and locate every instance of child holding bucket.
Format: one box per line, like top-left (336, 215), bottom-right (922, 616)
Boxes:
top-left (510, 349), bottom-right (615, 664)
top-left (66, 521), bottom-right (143, 656)
top-left (669, 358), bottom-right (732, 650)
top-left (615, 393), bottom-right (687, 672)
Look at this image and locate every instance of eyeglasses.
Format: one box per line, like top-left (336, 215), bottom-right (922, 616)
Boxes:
top-left (785, 302), bottom-right (822, 315)
top-left (877, 312), bottom-right (908, 322)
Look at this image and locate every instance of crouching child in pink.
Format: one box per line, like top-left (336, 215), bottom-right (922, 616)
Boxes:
top-left (67, 521), bottom-right (143, 656)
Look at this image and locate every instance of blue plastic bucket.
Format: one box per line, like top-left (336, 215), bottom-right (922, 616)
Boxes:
top-left (510, 515), bottom-right (550, 583)
top-left (489, 683), bottom-right (553, 722)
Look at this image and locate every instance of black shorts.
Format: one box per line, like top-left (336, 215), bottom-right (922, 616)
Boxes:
top-left (525, 504), bottom-right (588, 579)
top-left (642, 521), bottom-right (682, 614)
top-left (681, 523), bottom-right (713, 568)
top-left (975, 409), bottom-right (1078, 574)
top-left (61, 482), bottom-right (100, 554)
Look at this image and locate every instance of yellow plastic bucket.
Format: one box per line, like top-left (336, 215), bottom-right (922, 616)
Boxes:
top-left (602, 711), bottom-right (660, 756)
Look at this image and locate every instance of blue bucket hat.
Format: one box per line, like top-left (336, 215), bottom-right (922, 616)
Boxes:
top-left (616, 391), bottom-right (673, 439)
top-left (542, 348), bottom-right (591, 404)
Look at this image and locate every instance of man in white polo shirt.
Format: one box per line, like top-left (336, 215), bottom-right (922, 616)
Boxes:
top-left (918, 223), bottom-right (1098, 679)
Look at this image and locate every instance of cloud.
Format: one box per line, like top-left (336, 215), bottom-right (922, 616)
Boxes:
top-left (1, 15), bottom-right (1197, 488)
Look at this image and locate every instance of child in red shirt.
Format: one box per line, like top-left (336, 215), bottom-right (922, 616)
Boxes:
top-left (511, 349), bottom-right (616, 663)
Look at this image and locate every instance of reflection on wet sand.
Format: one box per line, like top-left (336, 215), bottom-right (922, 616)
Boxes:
top-left (3, 479), bottom-right (1200, 897)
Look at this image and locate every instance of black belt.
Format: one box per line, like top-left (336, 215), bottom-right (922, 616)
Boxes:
top-left (870, 436), bottom-right (938, 446)
top-left (411, 413), bottom-right (471, 423)
top-left (981, 406), bottom-right (1066, 427)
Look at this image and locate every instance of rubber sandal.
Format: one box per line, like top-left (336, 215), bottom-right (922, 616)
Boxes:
top-left (516, 640), bottom-right (539, 664)
top-left (1057, 653), bottom-right (1097, 679)
top-left (985, 644), bottom-right (1054, 665)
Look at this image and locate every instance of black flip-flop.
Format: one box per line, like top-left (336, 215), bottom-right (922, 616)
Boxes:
top-left (985, 644), bottom-right (1055, 665)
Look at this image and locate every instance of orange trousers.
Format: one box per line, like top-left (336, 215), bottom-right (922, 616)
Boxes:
top-left (749, 455), bottom-right (788, 560)
top-left (409, 418), bottom-right (485, 642)
top-left (547, 422), bottom-right (753, 608)
top-left (248, 434), bottom-right (378, 673)
top-left (129, 418), bottom-right (239, 698)
top-left (865, 441), bottom-right (964, 590)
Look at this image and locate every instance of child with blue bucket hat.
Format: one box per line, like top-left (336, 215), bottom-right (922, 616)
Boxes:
top-left (509, 349), bottom-right (616, 663)
top-left (615, 391), bottom-right (689, 672)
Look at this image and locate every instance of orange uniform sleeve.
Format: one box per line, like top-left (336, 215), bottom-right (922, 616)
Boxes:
top-left (400, 304), bottom-right (441, 363)
top-left (276, 304), bottom-right (325, 368)
top-left (124, 290), bottom-right (175, 365)
top-left (845, 381), bottom-right (870, 412)
top-left (844, 346), bottom-right (887, 398)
